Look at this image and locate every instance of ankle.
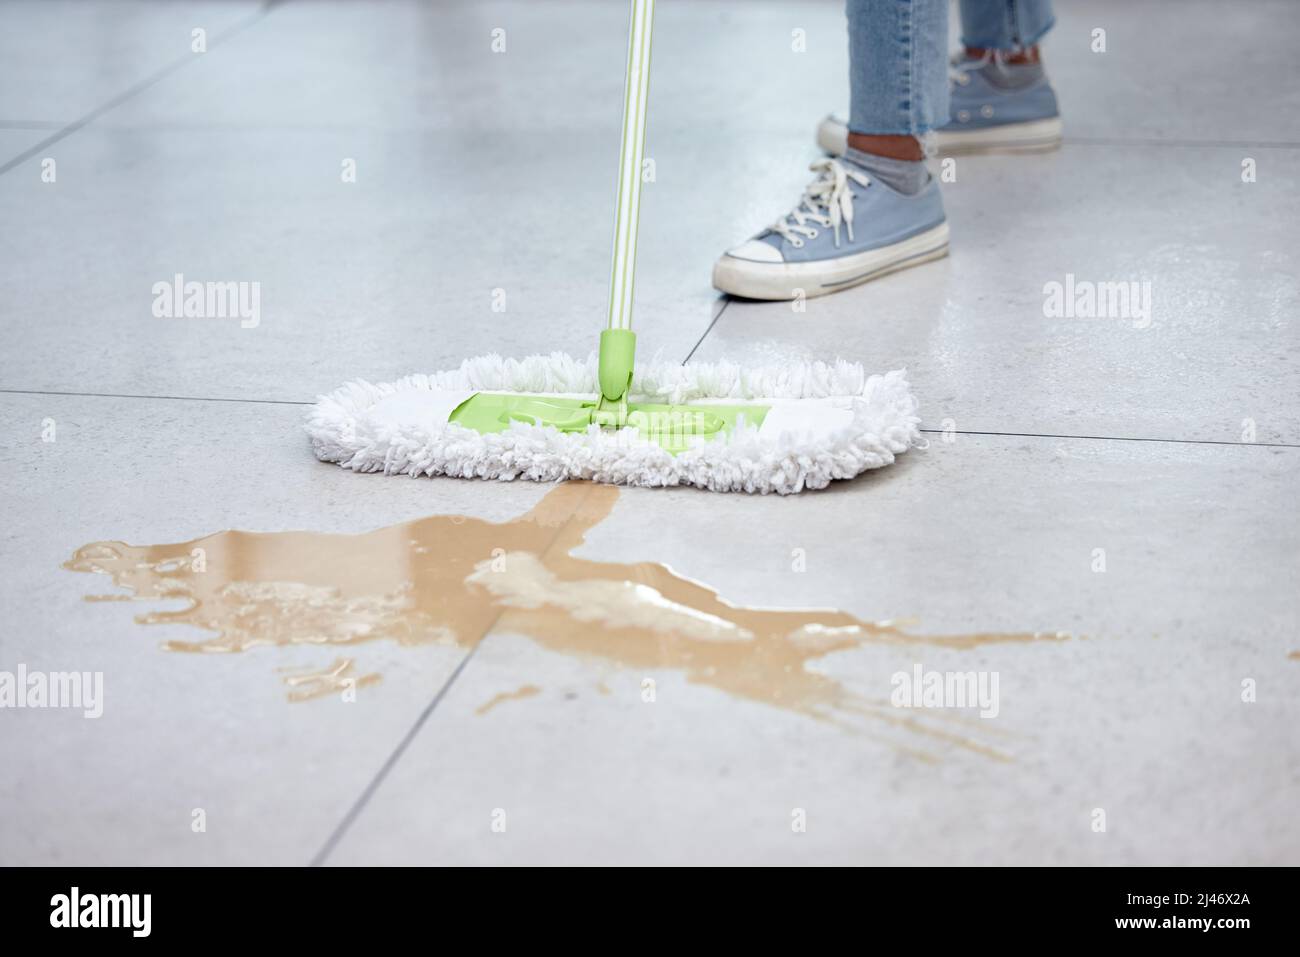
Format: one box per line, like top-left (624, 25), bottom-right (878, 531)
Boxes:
top-left (843, 146), bottom-right (930, 196)
top-left (965, 44), bottom-right (1041, 65)
top-left (845, 133), bottom-right (924, 162)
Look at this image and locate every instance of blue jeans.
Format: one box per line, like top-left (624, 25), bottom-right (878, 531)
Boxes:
top-left (848, 0), bottom-right (1055, 135)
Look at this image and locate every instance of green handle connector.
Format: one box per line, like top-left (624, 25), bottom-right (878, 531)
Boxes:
top-left (595, 328), bottom-right (637, 427)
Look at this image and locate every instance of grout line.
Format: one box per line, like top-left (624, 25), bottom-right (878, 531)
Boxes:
top-left (3, 388), bottom-right (1294, 449)
top-left (0, 1), bottom-right (281, 176)
top-left (917, 428), bottom-right (1299, 449)
top-left (1063, 135), bottom-right (1300, 150)
top-left (308, 484), bottom-right (598, 866)
top-left (0, 121), bottom-right (393, 134)
top-left (2, 119), bottom-right (1296, 152)
top-left (307, 641), bottom-right (483, 867)
top-left (682, 296), bottom-right (730, 364)
top-left (0, 388), bottom-right (310, 406)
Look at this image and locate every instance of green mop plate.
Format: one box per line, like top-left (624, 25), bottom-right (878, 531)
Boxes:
top-left (449, 393), bottom-right (770, 455)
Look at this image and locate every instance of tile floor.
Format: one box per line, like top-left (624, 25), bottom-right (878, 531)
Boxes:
top-left (1, 0), bottom-right (1296, 865)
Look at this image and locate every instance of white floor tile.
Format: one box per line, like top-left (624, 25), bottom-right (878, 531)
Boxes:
top-left (0, 0), bottom-right (264, 122)
top-left (694, 144), bottom-right (1300, 444)
top-left (0, 392), bottom-right (551, 864)
top-left (3, 0), bottom-right (1297, 867)
top-left (327, 435), bottom-right (1300, 865)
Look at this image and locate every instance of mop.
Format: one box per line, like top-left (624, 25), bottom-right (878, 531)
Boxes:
top-left (306, 0), bottom-right (920, 495)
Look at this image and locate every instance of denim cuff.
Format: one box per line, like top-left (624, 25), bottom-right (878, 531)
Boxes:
top-left (961, 1), bottom-right (1056, 50)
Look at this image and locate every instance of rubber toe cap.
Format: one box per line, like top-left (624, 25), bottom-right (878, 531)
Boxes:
top-left (725, 239), bottom-right (784, 263)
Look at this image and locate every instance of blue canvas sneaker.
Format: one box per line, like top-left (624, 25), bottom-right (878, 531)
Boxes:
top-left (712, 157), bottom-right (948, 300)
top-left (816, 52), bottom-right (1062, 156)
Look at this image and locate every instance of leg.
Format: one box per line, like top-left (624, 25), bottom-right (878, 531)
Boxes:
top-left (711, 0), bottom-right (951, 301)
top-left (816, 0), bottom-right (1062, 156)
top-left (942, 0), bottom-right (1061, 151)
top-left (846, 0), bottom-right (950, 159)
top-left (960, 0), bottom-right (1056, 54)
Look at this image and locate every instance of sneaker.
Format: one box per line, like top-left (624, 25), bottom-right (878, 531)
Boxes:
top-left (712, 157), bottom-right (948, 301)
top-left (815, 52), bottom-right (1062, 156)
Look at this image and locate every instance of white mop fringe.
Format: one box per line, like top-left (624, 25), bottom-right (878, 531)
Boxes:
top-left (306, 353), bottom-right (921, 495)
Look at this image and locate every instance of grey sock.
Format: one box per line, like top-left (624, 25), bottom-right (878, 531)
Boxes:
top-left (978, 57), bottom-right (1046, 90)
top-left (843, 147), bottom-right (929, 196)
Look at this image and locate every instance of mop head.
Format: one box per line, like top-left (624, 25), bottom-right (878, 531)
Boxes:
top-left (306, 353), bottom-right (920, 495)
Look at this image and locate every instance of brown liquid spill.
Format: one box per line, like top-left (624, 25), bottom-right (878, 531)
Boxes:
top-left (63, 483), bottom-right (1065, 758)
top-left (1290, 652), bottom-right (1300, 661)
top-left (279, 657), bottom-right (381, 703)
top-left (475, 684), bottom-right (542, 715)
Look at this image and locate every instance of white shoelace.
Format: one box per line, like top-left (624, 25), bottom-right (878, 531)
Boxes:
top-left (950, 49), bottom-right (1001, 86)
top-left (768, 158), bottom-right (870, 249)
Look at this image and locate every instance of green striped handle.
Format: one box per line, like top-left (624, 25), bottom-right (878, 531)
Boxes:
top-left (606, 0), bottom-right (655, 332)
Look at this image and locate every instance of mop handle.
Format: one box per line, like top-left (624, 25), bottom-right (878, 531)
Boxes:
top-left (606, 0), bottom-right (654, 333)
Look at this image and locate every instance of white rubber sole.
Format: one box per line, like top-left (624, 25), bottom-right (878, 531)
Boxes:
top-left (712, 222), bottom-right (950, 301)
top-left (816, 114), bottom-right (1062, 156)
top-left (935, 115), bottom-right (1062, 154)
